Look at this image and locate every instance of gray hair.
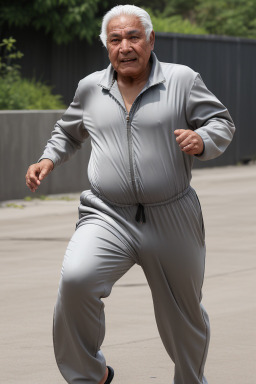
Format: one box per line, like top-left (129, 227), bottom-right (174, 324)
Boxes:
top-left (99, 5), bottom-right (153, 48)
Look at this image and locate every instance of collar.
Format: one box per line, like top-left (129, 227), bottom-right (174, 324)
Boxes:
top-left (97, 51), bottom-right (166, 91)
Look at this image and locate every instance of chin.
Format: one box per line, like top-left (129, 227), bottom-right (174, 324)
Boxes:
top-left (119, 67), bottom-right (140, 76)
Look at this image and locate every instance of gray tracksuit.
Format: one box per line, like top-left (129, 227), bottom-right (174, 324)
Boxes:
top-left (41, 53), bottom-right (235, 384)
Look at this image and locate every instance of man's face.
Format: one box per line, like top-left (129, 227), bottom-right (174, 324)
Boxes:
top-left (106, 14), bottom-right (155, 80)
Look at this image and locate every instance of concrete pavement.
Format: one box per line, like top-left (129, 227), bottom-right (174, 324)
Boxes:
top-left (0, 164), bottom-right (256, 383)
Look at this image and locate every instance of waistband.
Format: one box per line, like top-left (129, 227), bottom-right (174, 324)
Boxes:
top-left (90, 185), bottom-right (191, 207)
top-left (90, 186), bottom-right (192, 223)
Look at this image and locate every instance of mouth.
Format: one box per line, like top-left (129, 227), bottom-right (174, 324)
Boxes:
top-left (120, 58), bottom-right (137, 63)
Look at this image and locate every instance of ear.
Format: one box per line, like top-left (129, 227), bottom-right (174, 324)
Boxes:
top-left (150, 30), bottom-right (155, 50)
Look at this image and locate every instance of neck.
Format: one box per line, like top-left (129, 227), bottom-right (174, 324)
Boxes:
top-left (117, 61), bottom-right (152, 88)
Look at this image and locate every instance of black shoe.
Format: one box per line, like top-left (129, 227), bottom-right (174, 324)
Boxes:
top-left (105, 366), bottom-right (114, 384)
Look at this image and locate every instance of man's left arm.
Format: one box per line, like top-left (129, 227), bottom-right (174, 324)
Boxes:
top-left (175, 74), bottom-right (235, 160)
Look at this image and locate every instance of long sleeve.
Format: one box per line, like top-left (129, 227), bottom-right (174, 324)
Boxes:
top-left (186, 74), bottom-right (235, 161)
top-left (39, 81), bottom-right (89, 167)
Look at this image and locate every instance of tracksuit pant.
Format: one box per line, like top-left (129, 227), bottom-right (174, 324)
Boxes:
top-left (53, 186), bottom-right (210, 384)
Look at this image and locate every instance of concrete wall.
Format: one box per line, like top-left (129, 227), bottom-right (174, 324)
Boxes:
top-left (0, 111), bottom-right (91, 201)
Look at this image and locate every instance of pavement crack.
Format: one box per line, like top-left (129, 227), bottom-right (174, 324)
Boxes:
top-left (206, 267), bottom-right (256, 279)
top-left (104, 336), bottom-right (159, 348)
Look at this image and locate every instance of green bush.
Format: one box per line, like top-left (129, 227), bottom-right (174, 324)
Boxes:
top-left (151, 15), bottom-right (207, 35)
top-left (0, 37), bottom-right (66, 110)
top-left (0, 74), bottom-right (66, 110)
top-left (145, 8), bottom-right (207, 35)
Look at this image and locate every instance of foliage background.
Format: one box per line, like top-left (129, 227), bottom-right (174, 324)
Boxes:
top-left (0, 37), bottom-right (65, 109)
top-left (0, 0), bottom-right (255, 109)
top-left (0, 0), bottom-right (255, 44)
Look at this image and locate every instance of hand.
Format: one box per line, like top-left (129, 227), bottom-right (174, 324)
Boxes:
top-left (25, 159), bottom-right (54, 192)
top-left (174, 129), bottom-right (204, 156)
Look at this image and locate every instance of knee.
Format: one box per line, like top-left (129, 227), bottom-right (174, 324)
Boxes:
top-left (60, 266), bottom-right (103, 305)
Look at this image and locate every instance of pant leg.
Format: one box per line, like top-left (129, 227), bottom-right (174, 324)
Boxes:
top-left (140, 188), bottom-right (210, 384)
top-left (54, 221), bottom-right (135, 384)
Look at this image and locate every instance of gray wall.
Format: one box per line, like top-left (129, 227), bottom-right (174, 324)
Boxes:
top-left (1, 31), bottom-right (256, 200)
top-left (154, 33), bottom-right (256, 166)
top-left (0, 111), bottom-right (91, 201)
top-left (2, 28), bottom-right (255, 164)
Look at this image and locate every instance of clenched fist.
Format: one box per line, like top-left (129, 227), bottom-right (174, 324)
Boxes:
top-left (174, 129), bottom-right (204, 156)
top-left (25, 159), bottom-right (54, 192)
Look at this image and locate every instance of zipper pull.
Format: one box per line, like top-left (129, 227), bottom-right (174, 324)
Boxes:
top-left (135, 204), bottom-right (146, 223)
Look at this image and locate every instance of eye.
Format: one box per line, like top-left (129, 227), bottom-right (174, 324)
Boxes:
top-left (130, 36), bottom-right (139, 40)
top-left (110, 38), bottom-right (120, 44)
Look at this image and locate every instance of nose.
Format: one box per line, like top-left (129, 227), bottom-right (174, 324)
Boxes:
top-left (120, 39), bottom-right (131, 53)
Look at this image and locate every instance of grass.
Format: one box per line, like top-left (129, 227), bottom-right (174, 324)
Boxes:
top-left (24, 195), bottom-right (76, 201)
top-left (6, 203), bottom-right (25, 209)
top-left (0, 195), bottom-right (77, 209)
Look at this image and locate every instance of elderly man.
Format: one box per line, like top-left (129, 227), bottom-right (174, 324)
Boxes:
top-left (26, 5), bottom-right (235, 384)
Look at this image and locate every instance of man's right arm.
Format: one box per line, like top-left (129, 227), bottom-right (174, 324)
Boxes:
top-left (26, 82), bottom-right (89, 192)
top-left (38, 81), bottom-right (89, 167)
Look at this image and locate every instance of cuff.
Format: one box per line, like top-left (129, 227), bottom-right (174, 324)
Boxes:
top-left (194, 140), bottom-right (205, 157)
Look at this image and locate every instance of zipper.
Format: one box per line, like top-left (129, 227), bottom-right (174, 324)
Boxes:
top-left (126, 114), bottom-right (146, 223)
top-left (125, 81), bottom-right (165, 196)
top-left (126, 114), bottom-right (138, 198)
top-left (105, 79), bottom-right (159, 224)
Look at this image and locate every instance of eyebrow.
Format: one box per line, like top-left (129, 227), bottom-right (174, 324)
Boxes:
top-left (127, 29), bottom-right (141, 35)
top-left (108, 29), bottom-right (141, 38)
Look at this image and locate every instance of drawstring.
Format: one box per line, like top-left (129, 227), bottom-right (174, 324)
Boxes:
top-left (135, 203), bottom-right (146, 223)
